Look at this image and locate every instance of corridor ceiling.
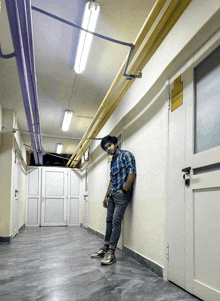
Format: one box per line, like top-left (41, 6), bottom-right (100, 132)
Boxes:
top-left (0, 0), bottom-right (156, 155)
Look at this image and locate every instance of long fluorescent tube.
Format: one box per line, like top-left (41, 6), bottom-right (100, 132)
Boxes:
top-left (62, 110), bottom-right (73, 131)
top-left (74, 1), bottom-right (100, 74)
top-left (57, 143), bottom-right (63, 154)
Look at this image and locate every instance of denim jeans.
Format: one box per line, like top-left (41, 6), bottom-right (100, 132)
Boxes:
top-left (104, 191), bottom-right (131, 251)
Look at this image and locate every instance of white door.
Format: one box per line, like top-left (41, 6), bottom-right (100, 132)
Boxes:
top-left (41, 167), bottom-right (68, 226)
top-left (27, 167), bottom-right (41, 226)
top-left (12, 154), bottom-right (20, 237)
top-left (69, 169), bottom-right (80, 225)
top-left (168, 34), bottom-right (220, 300)
top-left (83, 194), bottom-right (89, 229)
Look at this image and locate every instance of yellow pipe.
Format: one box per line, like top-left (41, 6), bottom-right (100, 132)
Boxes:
top-left (70, 0), bottom-right (193, 167)
top-left (70, 79), bottom-right (133, 167)
top-left (66, 0), bottom-right (167, 167)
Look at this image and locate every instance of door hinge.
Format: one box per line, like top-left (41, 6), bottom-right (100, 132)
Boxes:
top-left (166, 243), bottom-right (169, 261)
top-left (168, 94), bottom-right (171, 110)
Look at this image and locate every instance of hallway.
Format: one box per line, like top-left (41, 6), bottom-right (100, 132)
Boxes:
top-left (0, 227), bottom-right (201, 301)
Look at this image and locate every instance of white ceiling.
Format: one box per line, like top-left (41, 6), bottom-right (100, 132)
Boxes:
top-left (0, 0), bottom-right (156, 155)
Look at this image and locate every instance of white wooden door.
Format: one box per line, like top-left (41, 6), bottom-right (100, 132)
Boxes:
top-left (27, 167), bottom-right (41, 226)
top-left (12, 154), bottom-right (20, 237)
top-left (168, 34), bottom-right (220, 300)
top-left (41, 167), bottom-right (68, 226)
top-left (69, 169), bottom-right (80, 225)
top-left (184, 41), bottom-right (220, 300)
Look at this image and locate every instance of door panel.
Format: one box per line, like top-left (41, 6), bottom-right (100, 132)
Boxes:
top-left (27, 168), bottom-right (41, 226)
top-left (41, 168), bottom-right (67, 226)
top-left (27, 197), bottom-right (39, 225)
top-left (193, 189), bottom-right (220, 292)
top-left (45, 171), bottom-right (64, 196)
top-left (44, 198), bottom-right (65, 224)
top-left (69, 197), bottom-right (79, 224)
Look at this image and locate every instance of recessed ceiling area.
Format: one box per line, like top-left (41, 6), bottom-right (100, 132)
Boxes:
top-left (0, 0), bottom-right (156, 155)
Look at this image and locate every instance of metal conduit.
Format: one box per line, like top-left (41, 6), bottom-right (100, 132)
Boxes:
top-left (66, 0), bottom-right (168, 167)
top-left (5, 0), bottom-right (44, 165)
top-left (67, 0), bottom-right (193, 168)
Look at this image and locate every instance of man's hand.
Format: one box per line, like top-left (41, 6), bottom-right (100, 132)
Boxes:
top-left (103, 196), bottom-right (108, 208)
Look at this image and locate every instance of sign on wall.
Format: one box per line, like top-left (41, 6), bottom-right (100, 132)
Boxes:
top-left (171, 74), bottom-right (183, 112)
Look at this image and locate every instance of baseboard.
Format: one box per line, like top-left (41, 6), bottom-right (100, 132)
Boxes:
top-left (0, 224), bottom-right (25, 243)
top-left (87, 227), bottom-right (105, 240)
top-left (0, 236), bottom-right (12, 242)
top-left (123, 245), bottom-right (163, 278)
top-left (86, 226), bottom-right (163, 278)
top-left (19, 224), bottom-right (25, 231)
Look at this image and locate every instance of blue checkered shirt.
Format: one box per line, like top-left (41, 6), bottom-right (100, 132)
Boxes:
top-left (110, 150), bottom-right (136, 195)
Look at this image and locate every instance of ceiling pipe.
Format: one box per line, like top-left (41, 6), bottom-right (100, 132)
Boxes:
top-left (23, 0), bottom-right (44, 163)
top-left (66, 0), bottom-right (168, 167)
top-left (68, 0), bottom-right (193, 168)
top-left (5, 0), bottom-right (44, 165)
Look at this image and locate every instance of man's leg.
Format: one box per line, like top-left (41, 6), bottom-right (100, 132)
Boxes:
top-left (101, 192), bottom-right (131, 265)
top-left (91, 196), bottom-right (114, 258)
top-left (104, 196), bottom-right (115, 248)
top-left (109, 191), bottom-right (130, 251)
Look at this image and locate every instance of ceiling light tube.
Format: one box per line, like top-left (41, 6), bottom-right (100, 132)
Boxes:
top-left (62, 110), bottom-right (73, 131)
top-left (74, 1), bottom-right (100, 74)
top-left (56, 143), bottom-right (63, 154)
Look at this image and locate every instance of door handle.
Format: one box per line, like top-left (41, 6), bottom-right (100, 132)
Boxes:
top-left (182, 167), bottom-right (191, 186)
top-left (182, 167), bottom-right (191, 174)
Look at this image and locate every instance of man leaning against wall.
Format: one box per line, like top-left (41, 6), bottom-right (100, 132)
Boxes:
top-left (91, 135), bottom-right (136, 265)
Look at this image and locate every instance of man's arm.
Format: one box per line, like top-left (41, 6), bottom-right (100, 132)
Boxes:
top-left (103, 182), bottom-right (112, 208)
top-left (123, 173), bottom-right (136, 192)
top-left (117, 173), bottom-right (136, 193)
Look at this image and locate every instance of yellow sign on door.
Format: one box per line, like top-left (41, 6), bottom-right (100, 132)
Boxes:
top-left (171, 74), bottom-right (183, 112)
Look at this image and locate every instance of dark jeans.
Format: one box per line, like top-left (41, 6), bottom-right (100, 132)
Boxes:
top-left (104, 191), bottom-right (131, 251)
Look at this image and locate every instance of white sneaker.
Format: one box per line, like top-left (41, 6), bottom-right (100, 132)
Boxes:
top-left (101, 251), bottom-right (116, 265)
top-left (91, 247), bottom-right (107, 258)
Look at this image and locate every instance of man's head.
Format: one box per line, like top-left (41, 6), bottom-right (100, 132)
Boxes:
top-left (101, 135), bottom-right (118, 156)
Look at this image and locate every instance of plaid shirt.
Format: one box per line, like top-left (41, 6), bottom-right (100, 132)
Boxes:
top-left (110, 150), bottom-right (136, 195)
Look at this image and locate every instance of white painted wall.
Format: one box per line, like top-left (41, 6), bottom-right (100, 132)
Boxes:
top-left (0, 110), bottom-right (13, 237)
top-left (82, 0), bottom-right (220, 270)
top-left (0, 109), bottom-right (27, 237)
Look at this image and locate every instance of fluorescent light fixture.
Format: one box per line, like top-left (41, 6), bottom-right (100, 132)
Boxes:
top-left (56, 143), bottom-right (63, 154)
top-left (74, 1), bottom-right (100, 74)
top-left (62, 110), bottom-right (73, 132)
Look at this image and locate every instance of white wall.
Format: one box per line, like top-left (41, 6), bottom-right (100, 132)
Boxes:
top-left (0, 110), bottom-right (13, 237)
top-left (0, 109), bottom-right (27, 237)
top-left (82, 0), bottom-right (220, 270)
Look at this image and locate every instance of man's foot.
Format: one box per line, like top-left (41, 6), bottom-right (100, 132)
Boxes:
top-left (101, 251), bottom-right (116, 265)
top-left (91, 247), bottom-right (107, 258)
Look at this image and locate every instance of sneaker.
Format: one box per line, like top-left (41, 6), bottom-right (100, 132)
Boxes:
top-left (91, 247), bottom-right (107, 258)
top-left (101, 251), bottom-right (116, 265)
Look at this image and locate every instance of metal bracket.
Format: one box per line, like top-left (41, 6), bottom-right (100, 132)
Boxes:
top-left (166, 243), bottom-right (169, 261)
top-left (123, 46), bottom-right (142, 80)
top-left (0, 45), bottom-right (16, 59)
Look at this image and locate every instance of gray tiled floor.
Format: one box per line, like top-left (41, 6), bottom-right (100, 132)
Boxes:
top-left (0, 227), bottom-right (201, 301)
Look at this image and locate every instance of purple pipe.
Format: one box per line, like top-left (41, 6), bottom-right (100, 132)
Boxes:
top-left (17, 0), bottom-right (44, 164)
top-left (5, 0), bottom-right (45, 164)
